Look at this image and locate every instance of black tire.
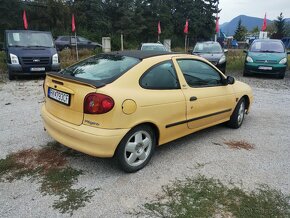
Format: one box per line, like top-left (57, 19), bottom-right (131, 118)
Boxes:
top-left (115, 125), bottom-right (156, 173)
top-left (227, 98), bottom-right (246, 129)
top-left (8, 71), bottom-right (14, 80)
top-left (243, 70), bottom-right (250, 77)
top-left (278, 71), bottom-right (285, 79)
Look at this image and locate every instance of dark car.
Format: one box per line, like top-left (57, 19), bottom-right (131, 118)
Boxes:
top-left (243, 39), bottom-right (289, 79)
top-left (192, 41), bottom-right (227, 73)
top-left (55, 36), bottom-right (102, 51)
top-left (4, 30), bottom-right (60, 80)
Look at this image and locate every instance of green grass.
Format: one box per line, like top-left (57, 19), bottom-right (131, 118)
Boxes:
top-left (226, 49), bottom-right (246, 72)
top-left (0, 51), bottom-right (7, 74)
top-left (0, 144), bottom-right (98, 215)
top-left (139, 175), bottom-right (290, 218)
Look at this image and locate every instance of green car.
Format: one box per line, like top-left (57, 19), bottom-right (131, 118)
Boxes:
top-left (244, 39), bottom-right (290, 79)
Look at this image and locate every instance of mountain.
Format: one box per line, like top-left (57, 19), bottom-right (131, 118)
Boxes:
top-left (220, 15), bottom-right (290, 36)
top-left (221, 15), bottom-right (272, 36)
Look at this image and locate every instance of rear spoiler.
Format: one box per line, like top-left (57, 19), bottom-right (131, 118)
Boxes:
top-left (47, 71), bottom-right (106, 89)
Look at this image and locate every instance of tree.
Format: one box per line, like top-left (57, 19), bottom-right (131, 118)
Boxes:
top-left (272, 13), bottom-right (285, 39)
top-left (234, 19), bottom-right (247, 41)
top-left (251, 26), bottom-right (259, 34)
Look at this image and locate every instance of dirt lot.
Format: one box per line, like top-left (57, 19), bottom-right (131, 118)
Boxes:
top-left (0, 71), bottom-right (290, 217)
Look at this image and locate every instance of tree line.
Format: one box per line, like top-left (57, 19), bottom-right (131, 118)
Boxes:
top-left (0, 0), bottom-right (219, 49)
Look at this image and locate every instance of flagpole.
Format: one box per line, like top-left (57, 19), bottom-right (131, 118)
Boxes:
top-left (184, 34), bottom-right (187, 52)
top-left (75, 31), bottom-right (79, 61)
top-left (215, 1), bottom-right (219, 42)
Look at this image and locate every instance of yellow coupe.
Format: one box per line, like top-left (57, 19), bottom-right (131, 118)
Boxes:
top-left (41, 51), bottom-right (253, 172)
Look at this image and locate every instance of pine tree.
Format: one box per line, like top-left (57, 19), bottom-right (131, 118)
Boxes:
top-left (272, 13), bottom-right (285, 39)
top-left (234, 18), bottom-right (247, 41)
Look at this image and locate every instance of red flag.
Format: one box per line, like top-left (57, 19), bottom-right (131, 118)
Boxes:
top-left (72, 14), bottom-right (76, 32)
top-left (183, 19), bottom-right (189, 34)
top-left (23, 10), bottom-right (28, 30)
top-left (158, 21), bottom-right (161, 35)
top-left (215, 16), bottom-right (219, 33)
top-left (261, 13), bottom-right (267, 31)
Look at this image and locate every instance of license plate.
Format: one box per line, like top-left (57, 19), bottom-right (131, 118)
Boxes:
top-left (258, 66), bottom-right (272, 70)
top-left (30, 67), bottom-right (45, 71)
top-left (48, 88), bottom-right (70, 105)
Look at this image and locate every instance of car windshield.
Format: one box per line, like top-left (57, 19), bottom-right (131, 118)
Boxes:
top-left (141, 45), bottom-right (166, 51)
top-left (249, 41), bottom-right (285, 53)
top-left (61, 54), bottom-right (140, 82)
top-left (7, 31), bottom-right (54, 48)
top-left (193, 43), bottom-right (222, 53)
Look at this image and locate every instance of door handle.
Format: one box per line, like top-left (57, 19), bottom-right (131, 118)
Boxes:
top-left (190, 96), bottom-right (197, 101)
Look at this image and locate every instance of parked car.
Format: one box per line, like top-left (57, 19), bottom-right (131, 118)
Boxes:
top-left (243, 39), bottom-right (290, 79)
top-left (41, 51), bottom-right (253, 172)
top-left (192, 41), bottom-right (227, 73)
top-left (3, 30), bottom-right (60, 80)
top-left (55, 36), bottom-right (102, 51)
top-left (139, 43), bottom-right (169, 51)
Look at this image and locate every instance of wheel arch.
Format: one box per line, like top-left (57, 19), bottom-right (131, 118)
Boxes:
top-left (241, 95), bottom-right (250, 112)
top-left (113, 122), bottom-right (160, 157)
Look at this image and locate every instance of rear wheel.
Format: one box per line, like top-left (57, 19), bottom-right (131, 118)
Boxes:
top-left (227, 98), bottom-right (246, 129)
top-left (116, 125), bottom-right (156, 173)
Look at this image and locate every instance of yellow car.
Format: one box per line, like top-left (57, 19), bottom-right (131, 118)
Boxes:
top-left (41, 51), bottom-right (253, 172)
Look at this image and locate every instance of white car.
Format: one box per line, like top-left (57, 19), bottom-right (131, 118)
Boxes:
top-left (139, 43), bottom-right (170, 52)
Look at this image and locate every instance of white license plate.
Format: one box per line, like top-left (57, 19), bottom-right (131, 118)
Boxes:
top-left (258, 66), bottom-right (272, 70)
top-left (48, 88), bottom-right (70, 105)
top-left (30, 67), bottom-right (45, 71)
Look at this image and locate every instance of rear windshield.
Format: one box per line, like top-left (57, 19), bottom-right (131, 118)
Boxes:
top-left (193, 43), bottom-right (222, 53)
top-left (249, 41), bottom-right (285, 53)
top-left (7, 31), bottom-right (54, 48)
top-left (61, 54), bottom-right (140, 83)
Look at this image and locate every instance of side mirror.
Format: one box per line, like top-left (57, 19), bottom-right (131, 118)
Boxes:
top-left (243, 50), bottom-right (248, 54)
top-left (287, 51), bottom-right (290, 55)
top-left (224, 49), bottom-right (228, 53)
top-left (226, 76), bottom-right (235, 85)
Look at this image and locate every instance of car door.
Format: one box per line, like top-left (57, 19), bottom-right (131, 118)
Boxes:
top-left (173, 58), bottom-right (236, 130)
top-left (138, 60), bottom-right (187, 144)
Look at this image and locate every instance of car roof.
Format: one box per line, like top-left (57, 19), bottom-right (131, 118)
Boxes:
top-left (141, 43), bottom-right (164, 46)
top-left (107, 50), bottom-right (173, 60)
top-left (253, 39), bottom-right (282, 43)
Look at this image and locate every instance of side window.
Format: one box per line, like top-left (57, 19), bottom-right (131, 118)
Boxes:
top-left (177, 59), bottom-right (222, 87)
top-left (61, 37), bottom-right (69, 41)
top-left (140, 61), bottom-right (180, 90)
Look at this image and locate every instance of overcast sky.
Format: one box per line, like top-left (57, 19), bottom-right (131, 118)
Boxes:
top-left (219, 0), bottom-right (290, 24)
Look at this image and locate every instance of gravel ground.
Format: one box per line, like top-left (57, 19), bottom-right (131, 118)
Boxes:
top-left (0, 71), bottom-right (290, 217)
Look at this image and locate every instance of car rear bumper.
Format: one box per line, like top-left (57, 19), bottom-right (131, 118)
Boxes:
top-left (41, 105), bottom-right (129, 158)
top-left (245, 63), bottom-right (287, 74)
top-left (8, 63), bottom-right (60, 75)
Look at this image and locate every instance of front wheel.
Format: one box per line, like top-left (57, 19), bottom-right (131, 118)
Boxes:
top-left (278, 71), bottom-right (285, 79)
top-left (243, 70), bottom-right (250, 77)
top-left (116, 125), bottom-right (156, 173)
top-left (8, 71), bottom-right (14, 80)
top-left (227, 98), bottom-right (246, 129)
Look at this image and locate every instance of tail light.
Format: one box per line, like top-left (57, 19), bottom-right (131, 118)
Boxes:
top-left (84, 93), bottom-right (114, 114)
